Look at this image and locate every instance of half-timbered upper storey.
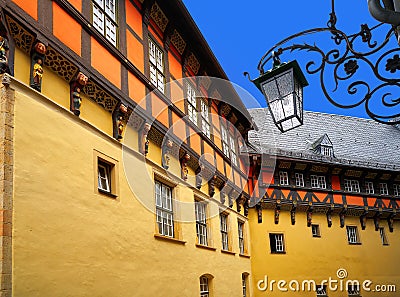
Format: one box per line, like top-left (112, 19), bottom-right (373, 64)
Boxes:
top-left (2, 0), bottom-right (256, 213)
top-left (248, 109), bottom-right (400, 229)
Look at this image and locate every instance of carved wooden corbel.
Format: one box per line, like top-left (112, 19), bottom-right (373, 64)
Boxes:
top-left (256, 203), bottom-right (263, 223)
top-left (30, 42), bottom-right (47, 92)
top-left (139, 122), bottom-right (151, 156)
top-left (180, 152), bottom-right (190, 180)
top-left (209, 175), bottom-right (217, 197)
top-left (161, 139), bottom-right (173, 169)
top-left (70, 72), bottom-right (89, 116)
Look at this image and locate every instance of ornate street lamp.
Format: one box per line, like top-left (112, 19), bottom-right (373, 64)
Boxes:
top-left (245, 0), bottom-right (400, 131)
top-left (252, 58), bottom-right (308, 132)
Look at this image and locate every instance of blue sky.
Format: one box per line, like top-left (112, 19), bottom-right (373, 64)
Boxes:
top-left (182, 0), bottom-right (400, 121)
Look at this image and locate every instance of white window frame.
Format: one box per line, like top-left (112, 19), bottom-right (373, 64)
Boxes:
top-left (393, 184), bottom-right (400, 196)
top-left (155, 181), bottom-right (174, 237)
top-left (186, 83), bottom-right (198, 124)
top-left (221, 124), bottom-right (238, 166)
top-left (238, 221), bottom-right (245, 254)
top-left (316, 285), bottom-right (328, 296)
top-left (200, 276), bottom-right (210, 297)
top-left (295, 172), bottom-right (304, 187)
top-left (321, 146), bottom-right (333, 157)
top-left (92, 0), bottom-right (117, 46)
top-left (148, 39), bottom-right (165, 93)
top-left (347, 284), bottom-right (360, 296)
top-left (242, 274), bottom-right (248, 297)
top-left (220, 213), bottom-right (229, 251)
top-left (279, 171), bottom-right (289, 185)
top-left (311, 175), bottom-right (327, 189)
top-left (270, 233), bottom-right (285, 253)
top-left (344, 179), bottom-right (360, 193)
top-left (365, 181), bottom-right (374, 194)
top-left (200, 99), bottom-right (211, 138)
top-left (311, 224), bottom-right (320, 237)
top-left (98, 162), bottom-right (111, 192)
top-left (195, 200), bottom-right (208, 246)
top-left (346, 226), bottom-right (359, 244)
top-left (379, 183), bottom-right (389, 195)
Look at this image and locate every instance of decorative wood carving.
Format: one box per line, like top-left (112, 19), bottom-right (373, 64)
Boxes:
top-left (70, 72), bottom-right (88, 116)
top-left (291, 204), bottom-right (297, 225)
top-left (256, 204), bottom-right (262, 223)
top-left (186, 52), bottom-right (200, 75)
top-left (326, 208), bottom-right (333, 227)
top-left (307, 207), bottom-right (313, 227)
top-left (84, 80), bottom-right (119, 113)
top-left (274, 204), bottom-right (281, 224)
top-left (161, 139), bottom-right (173, 169)
top-left (243, 197), bottom-right (249, 217)
top-left (30, 42), bottom-right (46, 92)
top-left (150, 3), bottom-right (169, 32)
top-left (5, 14), bottom-right (34, 54)
top-left (180, 152), bottom-right (190, 180)
top-left (387, 214), bottom-right (395, 232)
top-left (209, 175), bottom-right (217, 197)
top-left (195, 165), bottom-right (203, 189)
top-left (170, 29), bottom-right (186, 55)
top-left (44, 46), bottom-right (78, 82)
top-left (113, 103), bottom-right (129, 140)
top-left (236, 194), bottom-right (242, 212)
top-left (374, 212), bottom-right (381, 231)
top-left (360, 211), bottom-right (368, 230)
top-left (139, 123), bottom-right (151, 156)
top-left (339, 208), bottom-right (347, 228)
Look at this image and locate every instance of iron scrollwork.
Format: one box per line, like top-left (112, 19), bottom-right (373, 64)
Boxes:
top-left (254, 1), bottom-right (400, 125)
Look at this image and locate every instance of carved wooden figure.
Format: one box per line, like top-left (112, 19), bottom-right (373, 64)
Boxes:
top-left (113, 104), bottom-right (128, 140)
top-left (209, 175), bottom-right (217, 197)
top-left (360, 213), bottom-right (367, 230)
top-left (140, 123), bottom-right (151, 156)
top-left (290, 205), bottom-right (296, 225)
top-left (374, 213), bottom-right (381, 231)
top-left (236, 194), bottom-right (243, 213)
top-left (180, 153), bottom-right (190, 180)
top-left (274, 205), bottom-right (281, 224)
top-left (30, 42), bottom-right (46, 92)
top-left (0, 35), bottom-right (9, 74)
top-left (243, 197), bottom-right (249, 217)
top-left (70, 72), bottom-right (88, 116)
top-left (256, 204), bottom-right (262, 223)
top-left (195, 165), bottom-right (204, 189)
top-left (326, 208), bottom-right (333, 227)
top-left (162, 139), bottom-right (173, 169)
top-left (307, 208), bottom-right (313, 227)
top-left (339, 210), bottom-right (346, 228)
top-left (387, 214), bottom-right (394, 232)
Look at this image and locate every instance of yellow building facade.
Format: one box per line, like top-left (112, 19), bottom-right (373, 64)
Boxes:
top-left (0, 1), bottom-right (398, 297)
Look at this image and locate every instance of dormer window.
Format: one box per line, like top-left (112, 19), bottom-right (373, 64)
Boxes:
top-left (312, 134), bottom-right (334, 157)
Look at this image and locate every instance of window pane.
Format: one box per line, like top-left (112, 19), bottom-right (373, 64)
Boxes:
top-left (93, 5), bottom-right (105, 34)
top-left (105, 0), bottom-right (116, 20)
top-left (105, 18), bottom-right (117, 46)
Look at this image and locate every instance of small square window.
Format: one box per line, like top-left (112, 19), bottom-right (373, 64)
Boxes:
top-left (365, 181), bottom-right (374, 194)
top-left (344, 179), bottom-right (360, 193)
top-left (279, 171), bottom-right (289, 185)
top-left (379, 183), bottom-right (389, 195)
top-left (94, 151), bottom-right (118, 198)
top-left (92, 0), bottom-right (118, 46)
top-left (347, 284), bottom-right (360, 296)
top-left (295, 172), bottom-right (304, 187)
top-left (311, 224), bottom-right (321, 237)
top-left (311, 175), bottom-right (327, 189)
top-left (346, 226), bottom-right (360, 244)
top-left (98, 161), bottom-right (111, 193)
top-left (269, 233), bottom-right (285, 253)
top-left (393, 184), bottom-right (400, 196)
top-left (316, 285), bottom-right (328, 296)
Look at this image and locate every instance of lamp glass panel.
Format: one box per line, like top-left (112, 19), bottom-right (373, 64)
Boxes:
top-left (275, 70), bottom-right (293, 97)
top-left (262, 79), bottom-right (279, 103)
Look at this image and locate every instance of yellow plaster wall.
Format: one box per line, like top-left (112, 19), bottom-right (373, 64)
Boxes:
top-left (249, 208), bottom-right (400, 297)
top-left (11, 81), bottom-right (252, 297)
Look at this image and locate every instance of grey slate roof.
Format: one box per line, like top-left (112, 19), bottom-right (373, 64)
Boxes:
top-left (248, 108), bottom-right (400, 170)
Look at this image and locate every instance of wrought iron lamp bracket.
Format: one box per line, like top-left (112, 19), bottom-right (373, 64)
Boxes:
top-left (247, 0), bottom-right (400, 125)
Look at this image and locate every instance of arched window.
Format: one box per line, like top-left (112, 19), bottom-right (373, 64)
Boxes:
top-left (242, 273), bottom-right (250, 297)
top-left (200, 274), bottom-right (213, 297)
